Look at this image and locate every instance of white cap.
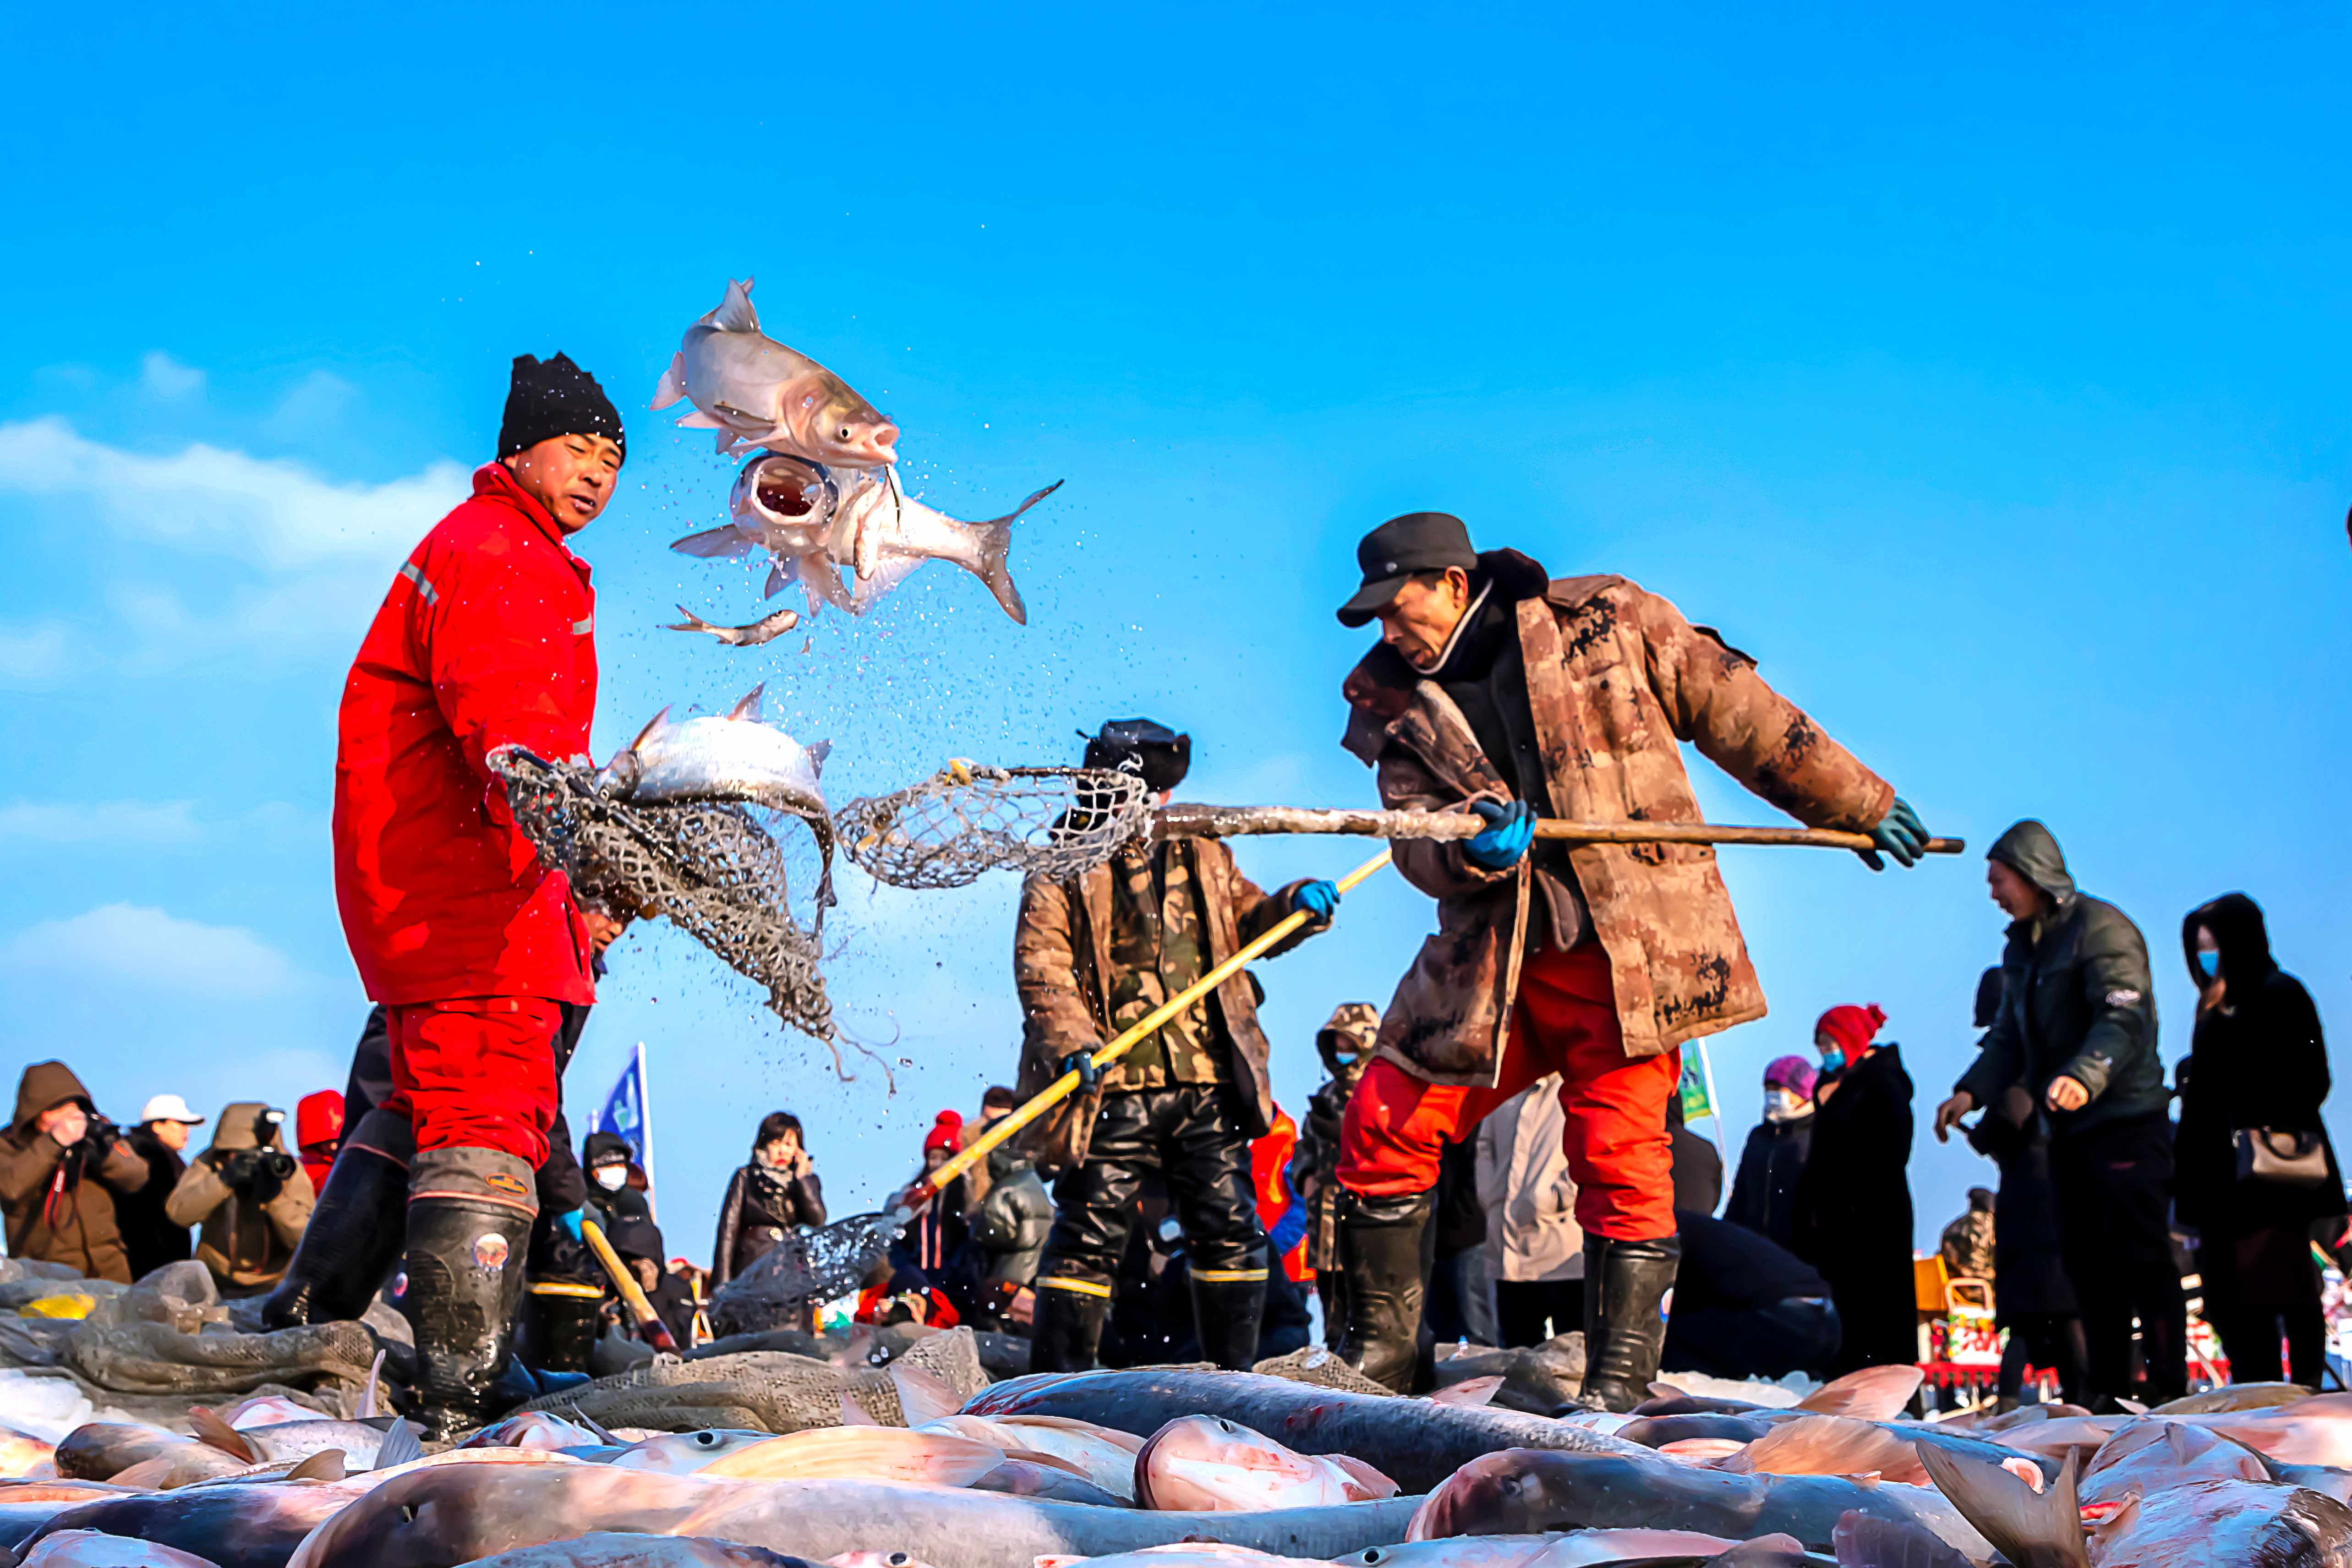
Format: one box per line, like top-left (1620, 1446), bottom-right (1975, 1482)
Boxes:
top-left (138, 1094), bottom-right (205, 1125)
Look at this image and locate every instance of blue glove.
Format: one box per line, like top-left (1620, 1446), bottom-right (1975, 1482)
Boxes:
top-left (1465, 799), bottom-right (1536, 870)
top-left (1291, 880), bottom-right (1341, 920)
top-left (556, 1209), bottom-right (585, 1243)
top-left (1063, 1046), bottom-right (1103, 1092)
top-left (1859, 797), bottom-right (1929, 872)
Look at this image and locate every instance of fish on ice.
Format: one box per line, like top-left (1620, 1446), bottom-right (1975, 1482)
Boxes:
top-left (1133, 1417), bottom-right (1396, 1512)
top-left (652, 279), bottom-right (899, 467)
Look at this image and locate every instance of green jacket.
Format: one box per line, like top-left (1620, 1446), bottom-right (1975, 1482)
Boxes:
top-left (1956, 821), bottom-right (2169, 1139)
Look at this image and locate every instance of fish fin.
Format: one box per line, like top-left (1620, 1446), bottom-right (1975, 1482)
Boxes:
top-left (2112, 1398), bottom-right (2147, 1414)
top-left (713, 277), bottom-right (760, 333)
top-left (357, 1349), bottom-right (385, 1420)
top-left (372, 1420), bottom-right (425, 1470)
top-left (665, 606), bottom-right (724, 638)
top-left (671, 525), bottom-right (759, 560)
top-left (674, 408), bottom-right (727, 430)
top-left (1799, 1366), bottom-right (1925, 1422)
top-left (969, 518), bottom-right (1027, 625)
top-left (1722, 1415), bottom-right (1920, 1484)
top-left (1830, 1511), bottom-right (1972, 1568)
top-left (890, 1363), bottom-right (966, 1426)
top-left (765, 561), bottom-right (793, 599)
top-left (1648, 1380), bottom-right (1692, 1399)
top-left (627, 705), bottom-right (674, 751)
top-left (807, 740), bottom-right (831, 778)
top-left (1428, 1376), bottom-right (1502, 1408)
top-left (652, 351), bottom-right (689, 410)
top-left (1001, 1447), bottom-right (1090, 1479)
top-left (286, 1449), bottom-right (346, 1483)
top-left (726, 684), bottom-right (766, 722)
top-left (568, 1402), bottom-right (622, 1447)
top-left (1915, 1445), bottom-right (2087, 1568)
top-left (1328, 1453), bottom-right (1399, 1500)
top-left (839, 1392), bottom-right (881, 1427)
top-left (188, 1407), bottom-right (259, 1462)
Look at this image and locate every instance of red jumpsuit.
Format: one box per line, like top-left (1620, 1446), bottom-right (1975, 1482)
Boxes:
top-left (333, 462), bottom-right (597, 1167)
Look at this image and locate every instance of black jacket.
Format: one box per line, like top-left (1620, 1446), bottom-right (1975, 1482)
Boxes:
top-left (1792, 1043), bottom-right (1916, 1373)
top-left (1956, 821), bottom-right (2168, 1139)
top-left (1724, 1113), bottom-right (1812, 1250)
top-left (1671, 1209), bottom-right (1831, 1313)
top-left (2173, 893), bottom-right (2345, 1235)
top-left (710, 1161), bottom-right (828, 1286)
top-left (115, 1127), bottom-right (192, 1282)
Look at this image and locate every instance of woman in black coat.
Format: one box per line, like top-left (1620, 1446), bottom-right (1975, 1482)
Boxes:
top-left (711, 1111), bottom-right (827, 1287)
top-left (2175, 893), bottom-right (2345, 1387)
top-left (1725, 1054), bottom-right (1817, 1250)
top-left (1791, 1004), bottom-right (1918, 1377)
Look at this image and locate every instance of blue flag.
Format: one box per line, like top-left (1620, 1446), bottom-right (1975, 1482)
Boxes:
top-left (590, 1043), bottom-right (655, 1210)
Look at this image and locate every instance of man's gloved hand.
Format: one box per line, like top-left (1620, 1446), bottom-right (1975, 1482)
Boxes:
top-left (1062, 1045), bottom-right (1103, 1093)
top-left (1465, 799), bottom-right (1537, 870)
top-left (1858, 797), bottom-right (1929, 872)
top-left (217, 1149), bottom-right (263, 1189)
top-left (1291, 880), bottom-right (1341, 920)
top-left (556, 1209), bottom-right (585, 1243)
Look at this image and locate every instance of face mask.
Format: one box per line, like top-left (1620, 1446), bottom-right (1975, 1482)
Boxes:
top-left (1818, 1048), bottom-right (1847, 1075)
top-left (2197, 949), bottom-right (2221, 980)
top-left (1764, 1087), bottom-right (1810, 1121)
top-left (593, 1166), bottom-right (627, 1192)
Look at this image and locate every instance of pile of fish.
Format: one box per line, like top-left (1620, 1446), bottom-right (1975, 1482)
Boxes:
top-left (5, 1354), bottom-right (2352, 1568)
top-left (656, 278), bottom-right (1060, 646)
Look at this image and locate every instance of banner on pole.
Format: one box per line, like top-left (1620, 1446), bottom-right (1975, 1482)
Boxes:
top-left (591, 1044), bottom-right (654, 1212)
top-left (1677, 1048), bottom-right (1715, 1124)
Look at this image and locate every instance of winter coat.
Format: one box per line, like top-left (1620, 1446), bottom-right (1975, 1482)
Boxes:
top-left (1724, 1113), bottom-right (1812, 1250)
top-left (295, 1092), bottom-right (344, 1195)
top-left (1970, 1086), bottom-right (2077, 1318)
top-left (1013, 839), bottom-right (1318, 1167)
top-left (1475, 1076), bottom-right (1583, 1283)
top-left (1672, 1124), bottom-right (1724, 1217)
top-left (1292, 1005), bottom-right (1377, 1273)
top-left (2173, 893), bottom-right (2345, 1237)
top-left (0, 1063), bottom-right (149, 1283)
top-left (116, 1127), bottom-right (193, 1282)
top-left (164, 1103), bottom-right (317, 1295)
top-left (1954, 822), bottom-right (2167, 1140)
top-left (1791, 1044), bottom-right (1917, 1373)
top-left (970, 1151), bottom-right (1055, 1289)
top-left (1940, 1208), bottom-right (1996, 1280)
top-left (710, 1161), bottom-right (828, 1287)
top-left (1340, 553), bottom-right (1894, 1085)
top-left (334, 460), bottom-right (600, 1006)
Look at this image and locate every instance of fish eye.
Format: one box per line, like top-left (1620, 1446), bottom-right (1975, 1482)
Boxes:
top-left (1217, 1419), bottom-right (1236, 1432)
top-left (837, 425), bottom-right (853, 441)
top-left (889, 1557), bottom-right (911, 1566)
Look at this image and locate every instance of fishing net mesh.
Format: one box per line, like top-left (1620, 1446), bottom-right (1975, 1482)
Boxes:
top-left (706, 1210), bottom-right (903, 1337)
top-left (488, 748), bottom-right (833, 1040)
top-left (837, 765), bottom-right (1155, 889)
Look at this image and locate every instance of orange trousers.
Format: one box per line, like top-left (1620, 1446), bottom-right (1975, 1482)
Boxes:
top-left (1336, 943), bottom-right (1681, 1240)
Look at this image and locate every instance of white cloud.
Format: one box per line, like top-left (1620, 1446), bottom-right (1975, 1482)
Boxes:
top-left (0, 904), bottom-right (303, 1000)
top-left (0, 621), bottom-right (73, 685)
top-left (139, 352), bottom-right (206, 400)
top-left (0, 416), bottom-right (467, 573)
top-left (0, 801), bottom-right (200, 845)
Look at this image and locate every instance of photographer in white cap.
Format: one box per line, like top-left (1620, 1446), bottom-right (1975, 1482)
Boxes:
top-left (119, 1095), bottom-right (206, 1281)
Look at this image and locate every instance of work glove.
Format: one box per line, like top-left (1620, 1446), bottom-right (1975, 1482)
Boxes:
top-left (1465, 799), bottom-right (1537, 871)
top-left (217, 1149), bottom-right (263, 1189)
top-left (1858, 797), bottom-right (1929, 872)
top-left (556, 1209), bottom-right (585, 1244)
top-left (1291, 880), bottom-right (1341, 921)
top-left (1062, 1045), bottom-right (1104, 1093)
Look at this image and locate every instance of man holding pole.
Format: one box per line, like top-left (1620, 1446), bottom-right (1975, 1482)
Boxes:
top-left (1013, 720), bottom-right (1340, 1372)
top-left (1329, 513), bottom-right (1932, 1406)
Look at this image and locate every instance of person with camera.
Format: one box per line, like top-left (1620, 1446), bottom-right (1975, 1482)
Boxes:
top-left (166, 1103), bottom-right (317, 1297)
top-left (0, 1062), bottom-right (152, 1283)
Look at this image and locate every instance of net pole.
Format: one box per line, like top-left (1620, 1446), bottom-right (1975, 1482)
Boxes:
top-left (900, 848), bottom-right (1395, 1212)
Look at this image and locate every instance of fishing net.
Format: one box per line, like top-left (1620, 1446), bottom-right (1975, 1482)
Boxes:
top-left (488, 747), bottom-right (834, 1041)
top-left (706, 1211), bottom-right (903, 1338)
top-left (837, 765), bottom-right (1156, 890)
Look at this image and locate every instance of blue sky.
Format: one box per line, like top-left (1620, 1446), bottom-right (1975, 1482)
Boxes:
top-left (1, 4), bottom-right (2345, 1256)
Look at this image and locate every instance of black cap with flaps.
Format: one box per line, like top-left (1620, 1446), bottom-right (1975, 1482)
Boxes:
top-left (1083, 718), bottom-right (1192, 792)
top-left (1336, 511), bottom-right (1477, 626)
top-left (499, 352), bottom-right (627, 462)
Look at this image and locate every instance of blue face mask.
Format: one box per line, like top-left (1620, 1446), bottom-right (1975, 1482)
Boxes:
top-left (2197, 949), bottom-right (2221, 979)
top-left (1818, 1048), bottom-right (1847, 1075)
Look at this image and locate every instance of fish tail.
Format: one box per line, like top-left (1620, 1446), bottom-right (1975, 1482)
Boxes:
top-left (971, 480), bottom-right (1057, 626)
top-left (1914, 1447), bottom-right (2089, 1568)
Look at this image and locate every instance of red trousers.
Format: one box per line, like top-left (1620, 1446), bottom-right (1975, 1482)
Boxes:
top-left (1337, 944), bottom-right (1680, 1240)
top-left (383, 998), bottom-right (562, 1165)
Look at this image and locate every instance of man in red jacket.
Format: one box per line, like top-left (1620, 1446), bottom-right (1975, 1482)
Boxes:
top-left (324, 353), bottom-right (628, 1435)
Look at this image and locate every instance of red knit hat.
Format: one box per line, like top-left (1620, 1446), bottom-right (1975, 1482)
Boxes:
top-left (1815, 1004), bottom-right (1888, 1059)
top-left (923, 1109), bottom-right (965, 1154)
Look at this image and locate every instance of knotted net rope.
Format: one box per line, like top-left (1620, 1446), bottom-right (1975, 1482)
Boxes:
top-left (488, 747), bottom-right (834, 1041)
top-left (836, 764), bottom-right (1156, 890)
top-left (706, 1210), bottom-right (903, 1337)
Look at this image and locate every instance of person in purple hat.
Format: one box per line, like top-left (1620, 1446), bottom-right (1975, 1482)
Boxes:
top-left (1723, 1054), bottom-right (1816, 1251)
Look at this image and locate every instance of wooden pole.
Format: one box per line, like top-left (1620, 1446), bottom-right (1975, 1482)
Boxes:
top-left (581, 1216), bottom-right (680, 1355)
top-left (1156, 803), bottom-right (1964, 857)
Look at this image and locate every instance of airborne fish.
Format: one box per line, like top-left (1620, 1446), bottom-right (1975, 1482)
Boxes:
top-left (652, 279), bottom-right (899, 467)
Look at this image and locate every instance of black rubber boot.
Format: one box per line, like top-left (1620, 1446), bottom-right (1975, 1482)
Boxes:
top-left (1579, 1234), bottom-right (1680, 1413)
top-left (525, 1286), bottom-right (604, 1376)
top-left (1335, 1187), bottom-right (1433, 1393)
top-left (1189, 1261), bottom-right (1270, 1371)
top-left (403, 1147), bottom-right (537, 1442)
top-left (261, 1109), bottom-right (415, 1329)
top-left (1028, 1274), bottom-right (1114, 1373)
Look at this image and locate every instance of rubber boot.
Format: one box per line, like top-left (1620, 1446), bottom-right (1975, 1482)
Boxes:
top-left (525, 1285), bottom-right (604, 1376)
top-left (403, 1147), bottom-right (538, 1442)
top-left (261, 1109), bottom-right (415, 1329)
top-left (1579, 1234), bottom-right (1680, 1413)
top-left (1189, 1261), bottom-right (1270, 1371)
top-left (1335, 1187), bottom-right (1433, 1393)
top-left (1029, 1274), bottom-right (1114, 1373)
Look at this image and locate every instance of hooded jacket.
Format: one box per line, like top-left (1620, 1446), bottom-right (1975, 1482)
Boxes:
top-left (0, 1063), bottom-right (150, 1283)
top-left (1723, 1109), bottom-right (1812, 1250)
top-left (2173, 892), bottom-right (2344, 1233)
top-left (1292, 1003), bottom-right (1378, 1273)
top-left (164, 1103), bottom-right (317, 1294)
top-left (1340, 556), bottom-right (1893, 1084)
top-left (1954, 821), bottom-right (2168, 1139)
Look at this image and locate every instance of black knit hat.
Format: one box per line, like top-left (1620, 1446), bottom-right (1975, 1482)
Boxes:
top-left (498, 353), bottom-right (626, 462)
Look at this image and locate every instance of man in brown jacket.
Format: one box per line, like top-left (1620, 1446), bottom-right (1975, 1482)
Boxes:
top-left (0, 1062), bottom-right (150, 1283)
top-left (165, 1103), bottom-right (317, 1298)
top-left (1014, 719), bottom-right (1338, 1372)
top-left (1330, 513), bottom-right (1931, 1405)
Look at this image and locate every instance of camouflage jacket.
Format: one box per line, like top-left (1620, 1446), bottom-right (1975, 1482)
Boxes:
top-left (1293, 1002), bottom-right (1378, 1271)
top-left (1940, 1208), bottom-right (1996, 1281)
top-left (1013, 840), bottom-right (1321, 1166)
top-left (1341, 557), bottom-right (1893, 1083)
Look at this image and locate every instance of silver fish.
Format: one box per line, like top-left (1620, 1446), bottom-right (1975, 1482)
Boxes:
top-left (18, 1480), bottom-right (353, 1568)
top-left (457, 1535), bottom-right (812, 1568)
top-left (665, 605), bottom-right (803, 647)
top-left (651, 279), bottom-right (898, 467)
top-left (836, 469), bottom-right (1058, 625)
top-left (16, 1528), bottom-right (224, 1568)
